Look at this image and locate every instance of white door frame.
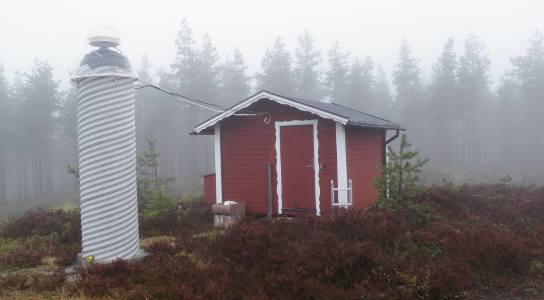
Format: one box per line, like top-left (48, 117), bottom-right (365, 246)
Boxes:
top-left (275, 119), bottom-right (320, 215)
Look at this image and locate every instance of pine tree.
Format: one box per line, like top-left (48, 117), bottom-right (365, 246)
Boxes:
top-left (323, 41), bottom-right (350, 103)
top-left (0, 63), bottom-right (10, 205)
top-left (11, 71), bottom-right (30, 206)
top-left (170, 19), bottom-right (207, 187)
top-left (194, 34), bottom-right (220, 173)
top-left (255, 36), bottom-right (294, 96)
top-left (171, 18), bottom-right (197, 96)
top-left (496, 75), bottom-right (520, 166)
top-left (220, 47), bottom-right (251, 107)
top-left (509, 30), bottom-right (544, 105)
top-left (293, 29), bottom-right (322, 100)
top-left (135, 55), bottom-right (154, 155)
top-left (346, 56), bottom-right (374, 111)
top-left (507, 30), bottom-right (544, 169)
top-left (372, 134), bottom-right (429, 215)
top-left (392, 38), bottom-right (425, 149)
top-left (458, 32), bottom-right (491, 172)
top-left (195, 33), bottom-right (220, 106)
top-left (392, 38), bottom-right (421, 114)
top-left (59, 72), bottom-right (79, 192)
top-left (137, 133), bottom-right (175, 205)
top-left (373, 63), bottom-right (393, 116)
top-left (428, 38), bottom-right (458, 170)
top-left (20, 58), bottom-right (61, 203)
top-left (152, 66), bottom-right (189, 186)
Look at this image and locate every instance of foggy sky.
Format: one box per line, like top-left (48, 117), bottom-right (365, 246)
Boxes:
top-left (1, 0), bottom-right (542, 91)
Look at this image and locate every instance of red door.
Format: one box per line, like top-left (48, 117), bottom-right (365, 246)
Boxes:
top-left (280, 125), bottom-right (315, 213)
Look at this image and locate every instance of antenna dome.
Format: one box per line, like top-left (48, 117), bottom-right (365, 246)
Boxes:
top-left (87, 24), bottom-right (121, 47)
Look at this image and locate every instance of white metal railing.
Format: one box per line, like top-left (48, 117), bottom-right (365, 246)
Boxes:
top-left (331, 179), bottom-right (353, 208)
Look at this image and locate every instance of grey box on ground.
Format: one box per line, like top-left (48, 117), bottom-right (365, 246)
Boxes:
top-left (212, 202), bottom-right (246, 228)
top-left (77, 249), bottom-right (150, 269)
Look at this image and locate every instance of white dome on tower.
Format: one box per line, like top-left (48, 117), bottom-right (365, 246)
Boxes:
top-left (86, 24), bottom-right (121, 47)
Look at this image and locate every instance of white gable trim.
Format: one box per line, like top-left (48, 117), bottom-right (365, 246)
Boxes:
top-left (195, 91), bottom-right (349, 133)
top-left (335, 122), bottom-right (348, 204)
top-left (275, 119), bottom-right (320, 215)
top-left (214, 123), bottom-right (222, 203)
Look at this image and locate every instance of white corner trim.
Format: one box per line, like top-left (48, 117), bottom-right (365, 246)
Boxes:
top-left (214, 123), bottom-right (222, 203)
top-left (275, 119), bottom-right (320, 215)
top-left (195, 91), bottom-right (349, 133)
top-left (335, 122), bottom-right (348, 204)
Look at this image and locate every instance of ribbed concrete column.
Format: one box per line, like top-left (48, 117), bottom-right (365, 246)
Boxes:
top-left (76, 76), bottom-right (139, 261)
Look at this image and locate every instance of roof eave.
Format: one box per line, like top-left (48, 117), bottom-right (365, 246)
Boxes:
top-left (346, 121), bottom-right (405, 131)
top-left (193, 91), bottom-right (350, 133)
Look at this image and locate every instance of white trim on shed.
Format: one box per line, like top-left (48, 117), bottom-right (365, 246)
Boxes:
top-left (214, 123), bottom-right (222, 203)
top-left (335, 122), bottom-right (348, 204)
top-left (195, 91), bottom-right (349, 134)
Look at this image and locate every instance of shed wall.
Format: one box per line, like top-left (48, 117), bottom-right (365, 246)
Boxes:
top-left (203, 174), bottom-right (216, 204)
top-left (345, 126), bottom-right (384, 210)
top-left (220, 99), bottom-right (337, 215)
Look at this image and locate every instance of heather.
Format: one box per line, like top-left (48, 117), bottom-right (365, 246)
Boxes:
top-left (0, 206), bottom-right (81, 270)
top-left (2, 184), bottom-right (544, 299)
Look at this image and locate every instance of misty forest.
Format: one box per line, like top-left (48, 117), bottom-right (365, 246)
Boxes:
top-left (0, 19), bottom-right (543, 214)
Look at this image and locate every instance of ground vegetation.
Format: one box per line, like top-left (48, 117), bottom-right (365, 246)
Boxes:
top-left (1, 183), bottom-right (544, 299)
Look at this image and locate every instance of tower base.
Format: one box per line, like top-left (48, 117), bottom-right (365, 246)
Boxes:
top-left (77, 249), bottom-right (150, 269)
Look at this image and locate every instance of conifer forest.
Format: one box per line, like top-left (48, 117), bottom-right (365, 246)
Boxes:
top-left (1, 19), bottom-right (543, 213)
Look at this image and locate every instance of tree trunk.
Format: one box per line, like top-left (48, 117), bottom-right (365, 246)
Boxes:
top-left (34, 132), bottom-right (42, 205)
top-left (47, 126), bottom-right (54, 207)
top-left (23, 148), bottom-right (28, 207)
top-left (18, 149), bottom-right (22, 203)
top-left (0, 145), bottom-right (6, 205)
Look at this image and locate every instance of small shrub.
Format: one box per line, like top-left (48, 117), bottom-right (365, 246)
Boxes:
top-left (30, 272), bottom-right (66, 292)
top-left (139, 194), bottom-right (212, 237)
top-left (0, 207), bottom-right (81, 243)
top-left (0, 208), bottom-right (81, 270)
top-left (0, 273), bottom-right (29, 290)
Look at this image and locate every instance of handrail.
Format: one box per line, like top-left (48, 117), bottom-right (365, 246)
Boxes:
top-left (331, 179), bottom-right (353, 208)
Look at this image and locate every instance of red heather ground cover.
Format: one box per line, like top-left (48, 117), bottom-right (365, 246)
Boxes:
top-left (1, 184), bottom-right (544, 299)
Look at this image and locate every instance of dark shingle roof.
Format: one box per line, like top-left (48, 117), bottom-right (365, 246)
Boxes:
top-left (274, 92), bottom-right (403, 130)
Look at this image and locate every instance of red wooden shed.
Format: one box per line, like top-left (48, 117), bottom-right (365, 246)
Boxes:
top-left (192, 91), bottom-right (403, 215)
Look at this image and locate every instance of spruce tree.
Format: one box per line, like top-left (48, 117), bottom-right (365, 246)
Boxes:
top-left (458, 32), bottom-right (491, 171)
top-left (428, 38), bottom-right (458, 170)
top-left (496, 76), bottom-right (520, 165)
top-left (0, 64), bottom-right (10, 205)
top-left (372, 63), bottom-right (393, 116)
top-left (220, 47), bottom-right (251, 107)
top-left (507, 30), bottom-right (544, 168)
top-left (171, 18), bottom-right (197, 96)
top-left (323, 41), bottom-right (350, 103)
top-left (195, 33), bottom-right (220, 106)
top-left (60, 74), bottom-right (79, 191)
top-left (392, 38), bottom-right (421, 113)
top-left (346, 56), bottom-right (374, 111)
top-left (170, 19), bottom-right (206, 186)
top-left (134, 55), bottom-right (155, 156)
top-left (20, 58), bottom-right (61, 203)
top-left (293, 29), bottom-right (322, 100)
top-left (392, 38), bottom-right (425, 149)
top-left (255, 36), bottom-right (294, 96)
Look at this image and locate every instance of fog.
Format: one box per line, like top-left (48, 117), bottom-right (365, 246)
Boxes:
top-left (1, 0), bottom-right (543, 212)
